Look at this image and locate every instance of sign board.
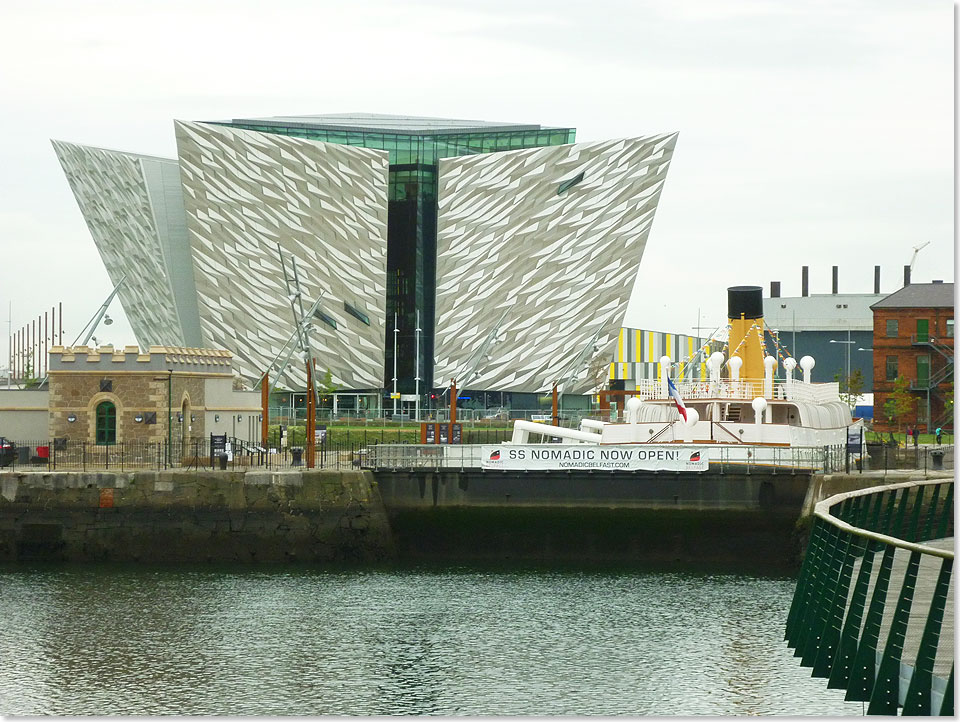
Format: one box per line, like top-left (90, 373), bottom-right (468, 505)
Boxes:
top-left (438, 424), bottom-right (449, 444)
top-left (390, 392), bottom-right (401, 399)
top-left (450, 423), bottom-right (462, 445)
top-left (400, 394), bottom-right (419, 402)
top-left (316, 425), bottom-right (326, 443)
top-left (846, 426), bottom-right (862, 454)
top-left (421, 422), bottom-right (436, 444)
top-left (480, 444), bottom-right (709, 472)
top-left (210, 433), bottom-right (227, 466)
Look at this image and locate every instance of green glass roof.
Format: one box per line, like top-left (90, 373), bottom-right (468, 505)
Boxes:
top-left (215, 112), bottom-right (566, 136)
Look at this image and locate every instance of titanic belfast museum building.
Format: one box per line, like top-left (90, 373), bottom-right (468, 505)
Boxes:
top-left (54, 113), bottom-right (677, 402)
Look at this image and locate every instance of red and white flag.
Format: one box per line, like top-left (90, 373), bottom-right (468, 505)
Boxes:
top-left (667, 377), bottom-right (688, 422)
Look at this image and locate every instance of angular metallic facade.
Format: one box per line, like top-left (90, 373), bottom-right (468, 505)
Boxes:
top-left (52, 141), bottom-right (196, 347)
top-left (174, 121), bottom-right (389, 388)
top-left (433, 133), bottom-right (678, 392)
top-left (55, 115), bottom-right (679, 399)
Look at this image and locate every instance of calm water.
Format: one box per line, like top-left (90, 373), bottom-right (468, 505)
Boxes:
top-left (0, 564), bottom-right (862, 716)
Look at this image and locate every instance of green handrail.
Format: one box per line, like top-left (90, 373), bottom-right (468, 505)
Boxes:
top-left (786, 479), bottom-right (954, 716)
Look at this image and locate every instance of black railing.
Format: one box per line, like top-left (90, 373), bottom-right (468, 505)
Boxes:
top-left (0, 438), bottom-right (391, 472)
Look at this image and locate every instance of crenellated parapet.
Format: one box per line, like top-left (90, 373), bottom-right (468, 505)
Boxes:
top-left (49, 345), bottom-right (233, 375)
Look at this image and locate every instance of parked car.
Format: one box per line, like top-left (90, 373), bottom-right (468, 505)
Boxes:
top-left (0, 437), bottom-right (15, 467)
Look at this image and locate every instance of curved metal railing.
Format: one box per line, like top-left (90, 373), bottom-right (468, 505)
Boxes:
top-left (785, 479), bottom-right (954, 715)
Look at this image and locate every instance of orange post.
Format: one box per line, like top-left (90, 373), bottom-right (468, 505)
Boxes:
top-left (261, 372), bottom-right (269, 447)
top-left (552, 382), bottom-right (559, 426)
top-left (306, 361), bottom-right (316, 468)
top-left (449, 378), bottom-right (457, 444)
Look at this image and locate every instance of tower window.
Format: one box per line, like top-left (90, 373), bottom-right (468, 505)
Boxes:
top-left (314, 309), bottom-right (338, 330)
top-left (344, 302), bottom-right (371, 326)
top-left (557, 171), bottom-right (585, 195)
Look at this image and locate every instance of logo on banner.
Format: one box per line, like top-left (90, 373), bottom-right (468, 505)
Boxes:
top-left (689, 451), bottom-right (700, 462)
top-left (489, 449), bottom-right (501, 461)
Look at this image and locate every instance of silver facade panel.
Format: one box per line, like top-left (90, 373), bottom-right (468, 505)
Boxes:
top-left (52, 140), bottom-right (187, 347)
top-left (141, 158), bottom-right (204, 346)
top-left (434, 134), bottom-right (678, 393)
top-left (174, 121), bottom-right (389, 388)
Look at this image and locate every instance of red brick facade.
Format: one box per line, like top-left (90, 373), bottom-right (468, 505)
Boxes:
top-left (872, 306), bottom-right (953, 432)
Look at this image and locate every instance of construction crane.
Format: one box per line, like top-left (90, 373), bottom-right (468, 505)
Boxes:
top-left (909, 241), bottom-right (930, 271)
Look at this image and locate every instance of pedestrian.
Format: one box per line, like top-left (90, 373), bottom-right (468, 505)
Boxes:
top-left (913, 428), bottom-right (919, 449)
top-left (936, 426), bottom-right (942, 445)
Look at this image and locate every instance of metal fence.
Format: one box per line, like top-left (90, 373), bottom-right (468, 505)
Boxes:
top-left (0, 438), bottom-right (374, 472)
top-left (785, 479), bottom-right (954, 715)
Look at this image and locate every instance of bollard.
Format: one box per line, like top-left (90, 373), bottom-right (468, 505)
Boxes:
top-left (930, 449), bottom-right (945, 470)
top-left (218, 453), bottom-right (228, 470)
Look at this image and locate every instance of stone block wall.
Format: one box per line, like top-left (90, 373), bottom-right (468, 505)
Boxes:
top-left (0, 469), bottom-right (394, 563)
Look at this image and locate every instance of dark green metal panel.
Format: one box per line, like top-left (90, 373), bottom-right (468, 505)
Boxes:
top-left (935, 484), bottom-right (953, 539)
top-left (939, 665), bottom-right (954, 716)
top-left (922, 483), bottom-right (942, 541)
top-left (879, 489), bottom-right (898, 534)
top-left (907, 485), bottom-right (926, 542)
top-left (867, 550), bottom-right (921, 714)
top-left (801, 518), bottom-right (848, 665)
top-left (903, 557), bottom-right (953, 715)
top-left (853, 492), bottom-right (873, 528)
top-left (845, 544), bottom-right (896, 702)
top-left (867, 489), bottom-right (885, 532)
top-left (786, 519), bottom-right (828, 647)
top-left (889, 487), bottom-right (910, 540)
top-left (828, 538), bottom-right (879, 689)
top-left (797, 522), bottom-right (844, 663)
top-left (812, 530), bottom-right (860, 677)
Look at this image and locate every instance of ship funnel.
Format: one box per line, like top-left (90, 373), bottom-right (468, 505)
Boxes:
top-left (726, 286), bottom-right (765, 384)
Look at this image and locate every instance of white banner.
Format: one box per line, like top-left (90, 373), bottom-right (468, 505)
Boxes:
top-left (480, 444), bottom-right (709, 472)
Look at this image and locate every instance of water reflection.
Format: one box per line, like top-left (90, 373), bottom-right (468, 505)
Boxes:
top-left (0, 564), bottom-right (861, 715)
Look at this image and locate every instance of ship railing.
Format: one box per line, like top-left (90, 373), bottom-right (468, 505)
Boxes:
top-left (633, 378), bottom-right (840, 404)
top-left (785, 478), bottom-right (954, 715)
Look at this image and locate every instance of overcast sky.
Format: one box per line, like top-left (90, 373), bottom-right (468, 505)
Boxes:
top-left (0, 0), bottom-right (954, 367)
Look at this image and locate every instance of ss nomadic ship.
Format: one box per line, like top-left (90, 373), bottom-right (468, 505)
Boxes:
top-left (501, 286), bottom-right (860, 472)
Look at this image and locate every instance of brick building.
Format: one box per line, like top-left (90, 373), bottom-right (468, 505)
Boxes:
top-left (870, 282), bottom-right (954, 432)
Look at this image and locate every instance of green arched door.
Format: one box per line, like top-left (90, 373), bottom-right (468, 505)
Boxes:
top-left (95, 401), bottom-right (117, 445)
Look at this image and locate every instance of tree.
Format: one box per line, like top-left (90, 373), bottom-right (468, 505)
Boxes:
top-left (882, 375), bottom-right (913, 433)
top-left (835, 368), bottom-right (865, 409)
top-left (317, 368), bottom-right (339, 405)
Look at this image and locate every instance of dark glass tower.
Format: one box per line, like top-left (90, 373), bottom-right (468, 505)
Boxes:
top-left (210, 113), bottom-right (576, 395)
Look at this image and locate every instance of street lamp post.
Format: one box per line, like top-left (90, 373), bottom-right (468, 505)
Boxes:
top-left (392, 312), bottom-right (398, 418)
top-left (829, 330), bottom-right (854, 388)
top-left (414, 310), bottom-right (421, 422)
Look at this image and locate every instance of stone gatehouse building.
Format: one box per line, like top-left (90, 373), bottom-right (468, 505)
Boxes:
top-left (46, 345), bottom-right (261, 445)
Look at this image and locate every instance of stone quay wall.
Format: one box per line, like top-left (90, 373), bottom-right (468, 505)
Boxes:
top-left (0, 470), bottom-right (394, 563)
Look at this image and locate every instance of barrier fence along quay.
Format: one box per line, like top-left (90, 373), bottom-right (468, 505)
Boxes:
top-left (0, 438), bottom-right (378, 472)
top-left (784, 479), bottom-right (955, 716)
top-left (1, 439), bottom-right (858, 474)
top-left (365, 444), bottom-right (842, 472)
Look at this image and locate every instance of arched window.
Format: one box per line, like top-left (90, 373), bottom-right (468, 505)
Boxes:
top-left (95, 401), bottom-right (117, 445)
